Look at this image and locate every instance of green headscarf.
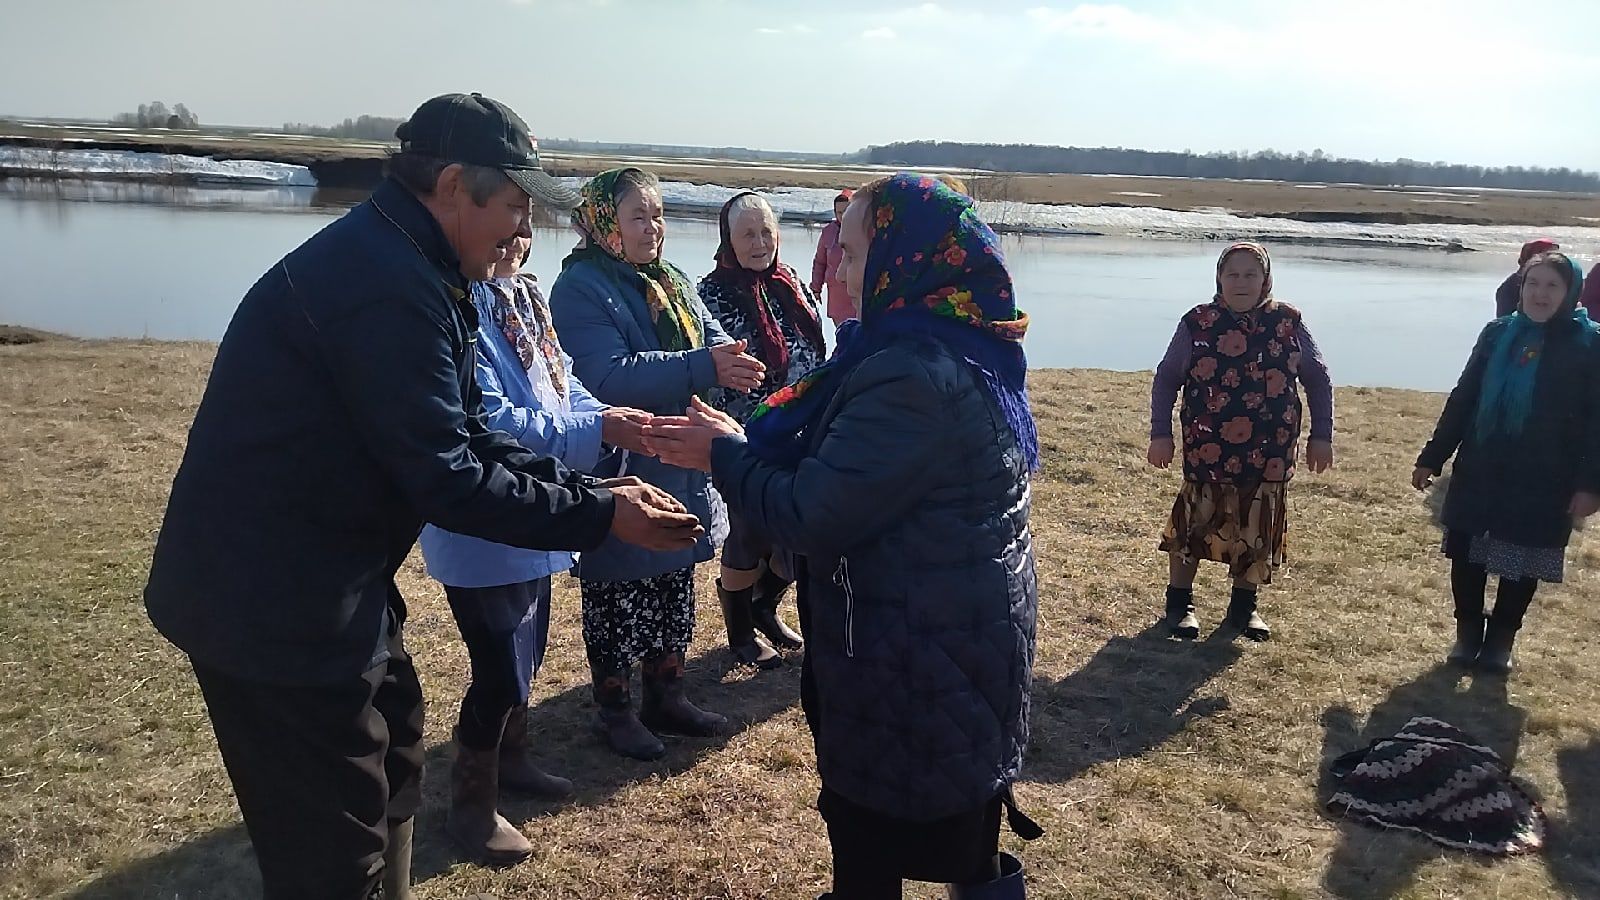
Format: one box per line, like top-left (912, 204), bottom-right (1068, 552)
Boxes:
top-left (566, 168), bottom-right (701, 352)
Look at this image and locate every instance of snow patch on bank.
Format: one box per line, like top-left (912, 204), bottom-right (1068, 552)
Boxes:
top-left (0, 147), bottom-right (316, 186)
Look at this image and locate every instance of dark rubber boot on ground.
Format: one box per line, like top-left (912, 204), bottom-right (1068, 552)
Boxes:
top-left (1226, 587), bottom-right (1270, 641)
top-left (1477, 618), bottom-right (1520, 674)
top-left (946, 852), bottom-right (1026, 899)
top-left (1447, 615), bottom-right (1486, 666)
top-left (445, 737), bottom-right (534, 866)
top-left (590, 667), bottom-right (665, 761)
top-left (718, 581), bottom-right (782, 670)
top-left (640, 651), bottom-right (728, 737)
top-left (381, 817), bottom-right (414, 900)
top-left (1165, 586), bottom-right (1199, 639)
top-left (752, 567), bottom-right (804, 651)
top-left (498, 704), bottom-right (574, 799)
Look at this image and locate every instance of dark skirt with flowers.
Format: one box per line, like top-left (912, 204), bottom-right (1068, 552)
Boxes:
top-left (1159, 480), bottom-right (1288, 585)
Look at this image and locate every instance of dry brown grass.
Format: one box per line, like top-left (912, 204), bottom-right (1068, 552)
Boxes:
top-left (1, 338), bottom-right (1598, 899)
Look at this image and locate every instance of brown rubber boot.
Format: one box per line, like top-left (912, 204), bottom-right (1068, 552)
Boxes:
top-left (446, 734), bottom-right (533, 866)
top-left (640, 651), bottom-right (728, 737)
top-left (591, 666), bottom-right (666, 761)
top-left (718, 580), bottom-right (782, 669)
top-left (498, 704), bottom-right (574, 799)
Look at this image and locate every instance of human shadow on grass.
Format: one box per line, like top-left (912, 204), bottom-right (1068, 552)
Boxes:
top-left (66, 647), bottom-right (801, 896)
top-left (1023, 621), bottom-right (1245, 785)
top-left (409, 645), bottom-right (802, 880)
top-left (1547, 731), bottom-right (1600, 897)
top-left (1319, 663), bottom-right (1528, 900)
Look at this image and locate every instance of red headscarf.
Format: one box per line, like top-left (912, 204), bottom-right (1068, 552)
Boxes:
top-left (1519, 238), bottom-right (1560, 266)
top-left (709, 192), bottom-right (826, 381)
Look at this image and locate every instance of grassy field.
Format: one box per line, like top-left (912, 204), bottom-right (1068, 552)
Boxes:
top-left (2, 334), bottom-right (1598, 899)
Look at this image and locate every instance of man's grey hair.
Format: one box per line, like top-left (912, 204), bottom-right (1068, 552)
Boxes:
top-left (386, 151), bottom-right (512, 206)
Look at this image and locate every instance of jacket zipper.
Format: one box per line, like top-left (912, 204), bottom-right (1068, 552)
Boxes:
top-left (833, 557), bottom-right (855, 658)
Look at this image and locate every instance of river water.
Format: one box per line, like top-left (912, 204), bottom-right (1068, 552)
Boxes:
top-left (0, 180), bottom-right (1538, 391)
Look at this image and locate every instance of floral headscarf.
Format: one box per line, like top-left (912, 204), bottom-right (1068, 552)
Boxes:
top-left (486, 273), bottom-right (568, 404)
top-left (1214, 241), bottom-right (1274, 306)
top-left (745, 172), bottom-right (1038, 471)
top-left (567, 168), bottom-right (702, 352)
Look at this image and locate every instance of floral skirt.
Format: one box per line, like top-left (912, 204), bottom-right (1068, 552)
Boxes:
top-left (580, 568), bottom-right (697, 674)
top-left (1159, 480), bottom-right (1289, 585)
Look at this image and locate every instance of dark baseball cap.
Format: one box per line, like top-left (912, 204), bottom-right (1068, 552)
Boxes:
top-left (395, 92), bottom-right (580, 210)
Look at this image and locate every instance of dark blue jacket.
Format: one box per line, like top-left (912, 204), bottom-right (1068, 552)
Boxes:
top-left (550, 256), bottom-right (731, 581)
top-left (144, 180), bottom-right (616, 685)
top-left (711, 334), bottom-right (1037, 821)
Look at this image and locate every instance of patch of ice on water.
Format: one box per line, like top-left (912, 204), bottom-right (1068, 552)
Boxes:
top-left (0, 146), bottom-right (317, 186)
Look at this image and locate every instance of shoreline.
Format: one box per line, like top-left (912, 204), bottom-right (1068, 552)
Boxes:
top-left (4, 126), bottom-right (1597, 239)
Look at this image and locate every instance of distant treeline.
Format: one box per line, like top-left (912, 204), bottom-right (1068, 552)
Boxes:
top-left (862, 142), bottom-right (1600, 192)
top-left (110, 101), bottom-right (199, 130)
top-left (282, 115), bottom-right (406, 142)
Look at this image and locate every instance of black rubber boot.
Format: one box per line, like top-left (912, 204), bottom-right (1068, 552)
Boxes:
top-left (1447, 615), bottom-right (1485, 666)
top-left (640, 651), bottom-right (728, 737)
top-left (718, 580), bottom-right (782, 670)
top-left (590, 666), bottom-right (665, 761)
top-left (1164, 586), bottom-right (1199, 639)
top-left (1478, 577), bottom-right (1537, 675)
top-left (946, 852), bottom-right (1026, 899)
top-left (1225, 587), bottom-right (1270, 641)
top-left (752, 567), bottom-right (805, 651)
top-left (498, 704), bottom-right (574, 798)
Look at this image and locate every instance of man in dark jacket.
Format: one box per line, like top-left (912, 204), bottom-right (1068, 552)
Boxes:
top-left (144, 93), bottom-right (702, 900)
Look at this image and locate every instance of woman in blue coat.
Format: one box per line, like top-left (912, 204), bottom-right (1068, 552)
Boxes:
top-left (418, 237), bottom-right (655, 863)
top-left (550, 167), bottom-right (768, 760)
top-left (646, 174), bottom-right (1041, 899)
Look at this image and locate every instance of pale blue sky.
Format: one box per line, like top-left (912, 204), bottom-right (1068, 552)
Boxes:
top-left (3, 0), bottom-right (1596, 170)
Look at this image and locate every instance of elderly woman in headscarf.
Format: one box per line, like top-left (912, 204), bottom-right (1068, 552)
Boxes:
top-left (1416, 252), bottom-right (1600, 673)
top-left (647, 173), bottom-right (1040, 899)
top-left (549, 167), bottom-right (768, 760)
top-left (418, 234), bottom-right (659, 863)
top-left (699, 191), bottom-right (827, 670)
top-left (1147, 242), bottom-right (1336, 642)
top-left (1496, 239), bottom-right (1560, 317)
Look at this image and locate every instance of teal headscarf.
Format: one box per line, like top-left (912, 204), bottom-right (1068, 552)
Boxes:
top-left (1474, 253), bottom-right (1593, 441)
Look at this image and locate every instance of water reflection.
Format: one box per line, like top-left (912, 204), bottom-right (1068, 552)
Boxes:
top-left (0, 185), bottom-right (1517, 390)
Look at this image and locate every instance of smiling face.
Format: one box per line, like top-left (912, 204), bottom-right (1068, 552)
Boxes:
top-left (1520, 261), bottom-right (1571, 323)
top-left (1218, 250), bottom-right (1268, 312)
top-left (729, 206), bottom-right (778, 271)
top-left (423, 164), bottom-right (533, 281)
top-left (615, 184), bottom-right (665, 265)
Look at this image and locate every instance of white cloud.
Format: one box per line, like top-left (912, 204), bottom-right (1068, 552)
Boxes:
top-left (756, 24), bottom-right (818, 36)
top-left (861, 26), bottom-right (898, 41)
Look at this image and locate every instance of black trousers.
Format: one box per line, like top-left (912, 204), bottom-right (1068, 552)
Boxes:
top-left (819, 785), bottom-right (1003, 898)
top-left (445, 579), bottom-right (551, 750)
top-left (192, 625), bottom-right (426, 900)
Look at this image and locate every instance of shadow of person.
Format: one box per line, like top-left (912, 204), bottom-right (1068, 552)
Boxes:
top-left (1547, 731), bottom-right (1600, 896)
top-left (1319, 663), bottom-right (1528, 900)
top-left (67, 647), bottom-right (801, 894)
top-left (408, 646), bottom-right (802, 881)
top-left (65, 825), bottom-right (261, 900)
top-left (1023, 621), bottom-right (1244, 785)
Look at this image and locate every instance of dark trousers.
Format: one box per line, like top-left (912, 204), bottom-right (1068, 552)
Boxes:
top-left (192, 625), bottom-right (425, 900)
top-left (820, 785), bottom-right (1003, 898)
top-left (445, 578), bottom-right (552, 750)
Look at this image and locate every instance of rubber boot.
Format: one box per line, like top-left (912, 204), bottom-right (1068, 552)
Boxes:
top-left (718, 580), bottom-right (782, 670)
top-left (498, 704), bottom-right (574, 799)
top-left (640, 651), bottom-right (728, 737)
top-left (1225, 587), bottom-right (1270, 641)
top-left (1447, 615), bottom-right (1485, 666)
top-left (752, 567), bottom-right (804, 650)
top-left (381, 817), bottom-right (414, 900)
top-left (1164, 586), bottom-right (1199, 640)
top-left (591, 666), bottom-right (665, 761)
top-left (947, 852), bottom-right (1026, 899)
top-left (1478, 616), bottom-right (1521, 674)
top-left (445, 736), bottom-right (533, 866)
